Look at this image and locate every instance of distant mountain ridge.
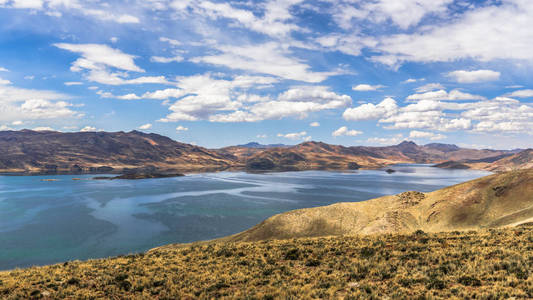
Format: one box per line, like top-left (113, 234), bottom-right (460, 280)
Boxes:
top-left (0, 130), bottom-right (528, 174)
top-left (0, 130), bottom-right (234, 174)
top-left (236, 142), bottom-right (289, 149)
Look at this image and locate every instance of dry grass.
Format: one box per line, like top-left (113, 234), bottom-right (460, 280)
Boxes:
top-left (1, 224), bottom-right (532, 299)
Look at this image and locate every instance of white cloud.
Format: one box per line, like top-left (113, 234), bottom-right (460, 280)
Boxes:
top-left (11, 0), bottom-right (43, 9)
top-left (139, 123), bottom-right (152, 130)
top-left (156, 75), bottom-right (350, 123)
top-left (176, 0), bottom-right (302, 37)
top-left (150, 56), bottom-right (184, 63)
top-left (332, 126), bottom-right (362, 137)
top-left (0, 78), bottom-right (11, 85)
top-left (176, 125), bottom-right (189, 131)
top-left (406, 89), bottom-right (485, 101)
top-left (80, 126), bottom-right (97, 132)
top-left (11, 120), bottom-right (23, 125)
top-left (409, 130), bottom-right (446, 140)
top-left (55, 43), bottom-right (143, 72)
top-left (0, 82), bottom-right (80, 123)
top-left (0, 125), bottom-right (13, 131)
top-left (24, 75), bottom-right (34, 80)
top-left (506, 89), bottom-right (533, 98)
top-left (33, 126), bottom-right (55, 131)
top-left (366, 134), bottom-right (404, 145)
top-left (159, 37), bottom-right (181, 46)
top-left (192, 42), bottom-right (336, 83)
top-left (55, 43), bottom-right (169, 86)
top-left (352, 84), bottom-right (384, 91)
top-left (415, 83), bottom-right (444, 93)
top-left (256, 134), bottom-right (267, 138)
top-left (277, 131), bottom-right (309, 140)
top-left (110, 37), bottom-right (118, 43)
top-left (373, 1), bottom-right (533, 66)
top-left (0, 67), bottom-right (8, 72)
top-left (447, 70), bottom-right (500, 83)
top-left (64, 81), bottom-right (83, 86)
top-left (309, 121), bottom-right (320, 127)
top-left (343, 97), bottom-right (398, 121)
top-left (332, 0), bottom-right (452, 30)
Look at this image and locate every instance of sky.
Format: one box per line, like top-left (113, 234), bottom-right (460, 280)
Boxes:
top-left (0, 0), bottom-right (532, 149)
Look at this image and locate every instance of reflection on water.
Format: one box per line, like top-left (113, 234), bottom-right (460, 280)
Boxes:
top-left (0, 165), bottom-right (491, 270)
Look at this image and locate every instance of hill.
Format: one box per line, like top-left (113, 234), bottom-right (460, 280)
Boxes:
top-left (484, 149), bottom-right (533, 172)
top-left (233, 140), bottom-right (511, 171)
top-left (225, 169), bottom-right (533, 241)
top-left (1, 225), bottom-right (532, 299)
top-left (0, 130), bottom-right (518, 174)
top-left (0, 130), bottom-right (235, 174)
top-left (434, 149), bottom-right (533, 172)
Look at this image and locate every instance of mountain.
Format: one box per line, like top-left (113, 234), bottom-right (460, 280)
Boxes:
top-left (0, 130), bottom-right (520, 174)
top-left (230, 140), bottom-right (512, 171)
top-left (483, 149), bottom-right (533, 171)
top-left (433, 149), bottom-right (533, 171)
top-left (236, 142), bottom-right (288, 148)
top-left (224, 168), bottom-right (533, 242)
top-left (0, 130), bottom-right (235, 174)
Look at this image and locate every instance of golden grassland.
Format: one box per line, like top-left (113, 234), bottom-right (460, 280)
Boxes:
top-left (1, 224), bottom-right (532, 299)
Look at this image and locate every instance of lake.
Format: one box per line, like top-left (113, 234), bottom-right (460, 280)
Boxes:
top-left (0, 165), bottom-right (491, 270)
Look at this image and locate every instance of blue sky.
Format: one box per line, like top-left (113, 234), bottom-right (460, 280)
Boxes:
top-left (0, 0), bottom-right (532, 149)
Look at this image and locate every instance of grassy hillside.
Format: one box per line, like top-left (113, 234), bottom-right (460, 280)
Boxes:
top-left (226, 169), bottom-right (533, 242)
top-left (1, 225), bottom-right (532, 299)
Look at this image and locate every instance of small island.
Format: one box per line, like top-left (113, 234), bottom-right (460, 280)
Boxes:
top-left (93, 173), bottom-right (185, 180)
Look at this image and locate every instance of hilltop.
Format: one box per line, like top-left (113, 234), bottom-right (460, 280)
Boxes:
top-left (1, 224), bottom-right (531, 299)
top-left (223, 140), bottom-right (512, 171)
top-left (225, 168), bottom-right (533, 241)
top-left (0, 130), bottom-right (522, 174)
top-left (434, 149), bottom-right (533, 172)
top-left (0, 130), bottom-right (235, 174)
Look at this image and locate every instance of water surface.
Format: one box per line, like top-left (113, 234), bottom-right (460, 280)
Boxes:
top-left (0, 165), bottom-right (491, 270)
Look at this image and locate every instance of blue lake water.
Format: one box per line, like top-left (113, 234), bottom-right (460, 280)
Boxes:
top-left (0, 165), bottom-right (491, 270)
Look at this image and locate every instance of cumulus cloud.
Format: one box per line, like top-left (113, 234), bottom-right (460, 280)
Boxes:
top-left (309, 121), bottom-right (320, 127)
top-left (447, 70), bottom-right (500, 83)
top-left (373, 1), bottom-right (533, 66)
top-left (33, 126), bottom-right (55, 131)
top-left (352, 84), bottom-right (384, 91)
top-left (338, 0), bottom-right (452, 30)
top-left (64, 81), bottom-right (83, 86)
top-left (0, 82), bottom-right (80, 123)
top-left (415, 83), bottom-right (444, 93)
top-left (506, 89), bottom-right (533, 98)
top-left (2, 0), bottom-right (139, 24)
top-left (176, 125), bottom-right (188, 131)
top-left (139, 123), bottom-right (152, 130)
top-left (153, 75), bottom-right (350, 123)
top-left (332, 126), bottom-right (362, 137)
top-left (406, 89), bottom-right (485, 101)
top-left (191, 42), bottom-right (337, 83)
top-left (366, 134), bottom-right (404, 145)
top-left (150, 56), bottom-right (184, 63)
top-left (55, 43), bottom-right (169, 85)
top-left (173, 0), bottom-right (302, 37)
top-left (409, 130), bottom-right (446, 140)
top-left (0, 67), bottom-right (8, 72)
top-left (277, 131), bottom-right (309, 140)
top-left (80, 126), bottom-right (98, 132)
top-left (343, 97), bottom-right (398, 121)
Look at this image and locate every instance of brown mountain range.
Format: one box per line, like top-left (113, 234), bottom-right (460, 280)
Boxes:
top-left (0, 130), bottom-right (528, 174)
top-left (0, 130), bottom-right (234, 174)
